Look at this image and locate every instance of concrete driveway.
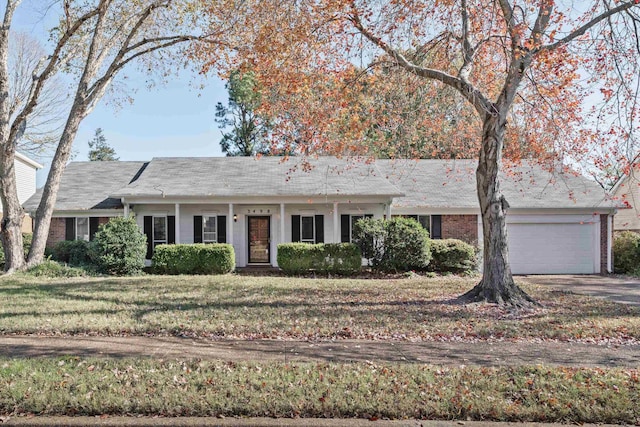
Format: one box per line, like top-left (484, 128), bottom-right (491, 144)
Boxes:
top-left (519, 274), bottom-right (640, 306)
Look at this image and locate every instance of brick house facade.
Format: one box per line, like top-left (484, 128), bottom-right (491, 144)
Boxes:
top-left (46, 216), bottom-right (112, 248)
top-left (441, 214), bottom-right (478, 244)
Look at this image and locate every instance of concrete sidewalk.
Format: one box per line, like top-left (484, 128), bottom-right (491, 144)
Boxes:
top-left (1, 336), bottom-right (638, 367)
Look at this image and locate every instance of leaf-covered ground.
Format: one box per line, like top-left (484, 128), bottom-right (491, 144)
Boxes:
top-left (0, 274), bottom-right (638, 344)
top-left (0, 357), bottom-right (638, 423)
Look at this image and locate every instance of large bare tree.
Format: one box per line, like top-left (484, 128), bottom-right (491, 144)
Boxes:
top-left (0, 0), bottom-right (229, 272)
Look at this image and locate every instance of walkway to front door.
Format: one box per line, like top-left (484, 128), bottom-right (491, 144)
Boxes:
top-left (248, 216), bottom-right (270, 264)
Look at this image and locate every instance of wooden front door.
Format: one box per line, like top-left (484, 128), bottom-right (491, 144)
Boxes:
top-left (248, 216), bottom-right (270, 264)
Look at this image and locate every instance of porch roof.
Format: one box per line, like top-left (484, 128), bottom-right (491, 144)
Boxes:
top-left (112, 157), bottom-right (404, 199)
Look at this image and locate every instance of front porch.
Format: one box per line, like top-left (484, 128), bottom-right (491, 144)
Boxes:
top-left (129, 199), bottom-right (391, 267)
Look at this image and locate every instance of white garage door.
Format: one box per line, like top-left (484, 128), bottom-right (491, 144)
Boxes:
top-left (507, 222), bottom-right (597, 274)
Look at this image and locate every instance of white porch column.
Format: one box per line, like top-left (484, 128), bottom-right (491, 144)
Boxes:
top-left (385, 203), bottom-right (392, 220)
top-left (607, 214), bottom-right (613, 273)
top-left (123, 204), bottom-right (129, 218)
top-left (333, 201), bottom-right (339, 242)
top-left (174, 203), bottom-right (180, 244)
top-left (280, 203), bottom-right (285, 243)
top-left (228, 203), bottom-right (234, 246)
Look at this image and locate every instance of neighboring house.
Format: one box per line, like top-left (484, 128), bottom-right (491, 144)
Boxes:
top-left (2, 152), bottom-right (44, 233)
top-left (23, 157), bottom-right (618, 274)
top-left (611, 168), bottom-right (640, 232)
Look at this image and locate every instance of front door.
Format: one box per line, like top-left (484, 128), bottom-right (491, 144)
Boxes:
top-left (248, 216), bottom-right (270, 264)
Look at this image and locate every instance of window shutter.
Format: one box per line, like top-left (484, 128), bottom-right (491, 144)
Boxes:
top-left (143, 216), bottom-right (153, 259)
top-left (431, 215), bottom-right (442, 239)
top-left (314, 215), bottom-right (324, 243)
top-left (291, 215), bottom-right (301, 242)
top-left (217, 215), bottom-right (227, 243)
top-left (89, 217), bottom-right (99, 241)
top-left (65, 218), bottom-right (75, 241)
top-left (193, 216), bottom-right (203, 243)
top-left (168, 216), bottom-right (176, 244)
top-left (340, 215), bottom-right (350, 243)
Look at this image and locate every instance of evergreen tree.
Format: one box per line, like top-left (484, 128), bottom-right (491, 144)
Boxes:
top-left (215, 70), bottom-right (271, 156)
top-left (88, 128), bottom-right (118, 161)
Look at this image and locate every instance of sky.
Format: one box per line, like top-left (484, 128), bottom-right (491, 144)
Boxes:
top-left (9, 1), bottom-right (228, 187)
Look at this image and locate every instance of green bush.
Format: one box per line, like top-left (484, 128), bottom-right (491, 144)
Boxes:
top-left (613, 231), bottom-right (640, 274)
top-left (353, 217), bottom-right (431, 272)
top-left (25, 260), bottom-right (87, 278)
top-left (90, 217), bottom-right (147, 275)
top-left (429, 239), bottom-right (477, 273)
top-left (277, 243), bottom-right (361, 275)
top-left (152, 244), bottom-right (235, 275)
top-left (51, 240), bottom-right (91, 266)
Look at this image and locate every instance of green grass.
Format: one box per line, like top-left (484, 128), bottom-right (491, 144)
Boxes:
top-left (0, 274), bottom-right (638, 342)
top-left (0, 357), bottom-right (638, 422)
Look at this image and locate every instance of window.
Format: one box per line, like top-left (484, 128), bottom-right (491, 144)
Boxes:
top-left (203, 216), bottom-right (217, 243)
top-left (300, 216), bottom-right (315, 243)
top-left (76, 218), bottom-right (90, 241)
top-left (350, 215), bottom-right (364, 242)
top-left (153, 216), bottom-right (167, 248)
top-left (392, 214), bottom-right (431, 233)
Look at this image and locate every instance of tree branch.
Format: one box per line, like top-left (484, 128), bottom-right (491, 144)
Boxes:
top-left (347, 3), bottom-right (494, 118)
top-left (537, 1), bottom-right (639, 52)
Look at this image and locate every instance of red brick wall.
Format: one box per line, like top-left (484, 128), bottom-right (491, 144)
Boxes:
top-left (47, 218), bottom-right (67, 248)
top-left (600, 214), bottom-right (612, 274)
top-left (441, 214), bottom-right (478, 244)
top-left (46, 217), bottom-right (113, 248)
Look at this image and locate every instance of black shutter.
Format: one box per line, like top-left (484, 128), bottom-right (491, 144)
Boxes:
top-left (193, 216), bottom-right (203, 243)
top-left (431, 215), bottom-right (442, 239)
top-left (65, 218), bottom-right (75, 241)
top-left (89, 217), bottom-right (100, 241)
top-left (144, 216), bottom-right (153, 259)
top-left (314, 215), bottom-right (324, 243)
top-left (340, 215), bottom-right (350, 243)
top-left (217, 215), bottom-right (227, 243)
top-left (291, 215), bottom-right (301, 242)
top-left (168, 216), bottom-right (175, 244)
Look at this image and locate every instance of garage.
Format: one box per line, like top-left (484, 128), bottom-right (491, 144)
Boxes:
top-left (507, 217), bottom-right (599, 275)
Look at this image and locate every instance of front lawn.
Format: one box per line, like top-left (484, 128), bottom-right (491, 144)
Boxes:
top-left (1, 275), bottom-right (638, 343)
top-left (0, 357), bottom-right (638, 423)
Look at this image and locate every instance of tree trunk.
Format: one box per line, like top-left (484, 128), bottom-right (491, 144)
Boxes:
top-left (0, 151), bottom-right (25, 273)
top-left (459, 114), bottom-right (537, 308)
top-left (26, 109), bottom-right (85, 268)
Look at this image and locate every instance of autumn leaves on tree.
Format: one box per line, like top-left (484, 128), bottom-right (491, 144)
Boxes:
top-left (198, 0), bottom-right (640, 306)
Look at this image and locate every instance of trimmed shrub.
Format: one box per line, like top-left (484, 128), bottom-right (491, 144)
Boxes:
top-left (152, 244), bottom-right (235, 275)
top-left (277, 243), bottom-right (361, 275)
top-left (613, 231), bottom-right (640, 274)
top-left (429, 239), bottom-right (477, 273)
top-left (90, 217), bottom-right (147, 275)
top-left (353, 217), bottom-right (431, 272)
top-left (51, 240), bottom-right (91, 266)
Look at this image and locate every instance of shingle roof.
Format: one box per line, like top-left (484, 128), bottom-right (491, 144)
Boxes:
top-left (23, 161), bottom-right (148, 212)
top-left (376, 159), bottom-right (615, 209)
top-left (23, 157), bottom-right (616, 212)
top-left (112, 157), bottom-right (403, 198)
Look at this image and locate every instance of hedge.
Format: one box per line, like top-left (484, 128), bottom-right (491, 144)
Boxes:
top-left (90, 217), bottom-right (147, 275)
top-left (429, 239), bottom-right (477, 273)
top-left (50, 240), bottom-right (91, 266)
top-left (613, 231), bottom-right (640, 274)
top-left (353, 217), bottom-right (431, 272)
top-left (277, 243), bottom-right (361, 275)
top-left (152, 244), bottom-right (235, 275)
